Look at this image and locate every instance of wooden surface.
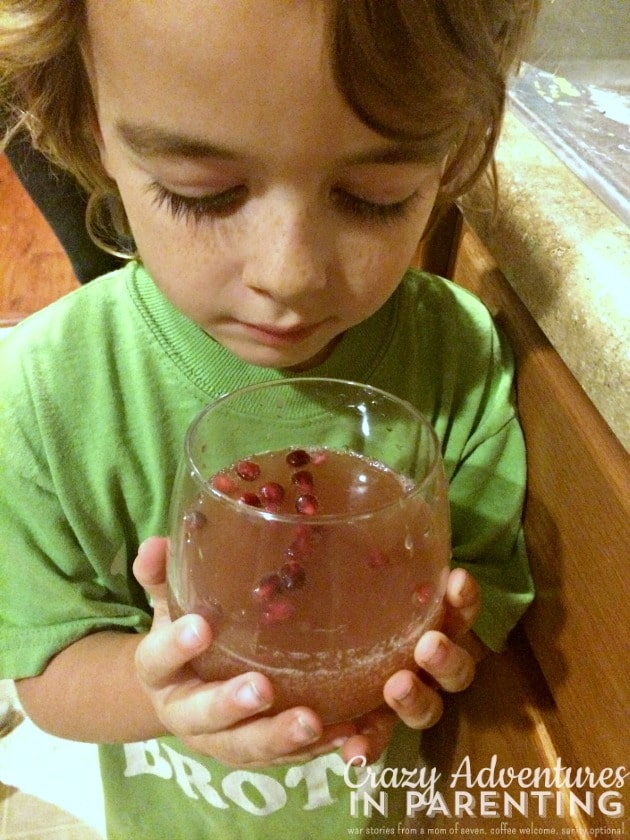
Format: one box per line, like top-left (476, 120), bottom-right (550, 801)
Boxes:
top-left (452, 222), bottom-right (630, 770)
top-left (0, 153), bottom-right (78, 325)
top-left (419, 220), bottom-right (630, 832)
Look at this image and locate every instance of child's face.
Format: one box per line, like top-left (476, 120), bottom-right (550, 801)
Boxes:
top-left (87, 0), bottom-right (444, 370)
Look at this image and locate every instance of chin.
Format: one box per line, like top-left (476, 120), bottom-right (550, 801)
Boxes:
top-left (225, 338), bottom-right (337, 372)
top-left (226, 344), bottom-right (314, 371)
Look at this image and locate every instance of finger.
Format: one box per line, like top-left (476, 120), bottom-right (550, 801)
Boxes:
top-left (185, 679), bottom-right (360, 756)
top-left (383, 670), bottom-right (444, 730)
top-left (135, 611), bottom-right (212, 690)
top-left (441, 568), bottom-right (481, 639)
top-left (192, 707), bottom-right (360, 768)
top-left (414, 630), bottom-right (475, 694)
top-left (133, 537), bottom-right (171, 625)
top-left (151, 670), bottom-right (278, 741)
top-left (206, 710), bottom-right (320, 767)
top-left (339, 708), bottom-right (397, 766)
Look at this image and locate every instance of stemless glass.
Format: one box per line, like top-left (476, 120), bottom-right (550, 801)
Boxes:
top-left (167, 378), bottom-right (450, 724)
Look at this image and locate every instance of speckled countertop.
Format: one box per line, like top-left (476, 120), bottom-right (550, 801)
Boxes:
top-left (462, 110), bottom-right (630, 452)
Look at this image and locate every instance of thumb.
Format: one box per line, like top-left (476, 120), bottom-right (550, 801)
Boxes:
top-left (133, 536), bottom-right (172, 626)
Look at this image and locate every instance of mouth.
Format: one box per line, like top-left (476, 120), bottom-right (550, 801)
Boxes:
top-left (238, 320), bottom-right (326, 347)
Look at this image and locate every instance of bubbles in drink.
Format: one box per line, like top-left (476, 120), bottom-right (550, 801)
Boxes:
top-left (168, 446), bottom-right (449, 723)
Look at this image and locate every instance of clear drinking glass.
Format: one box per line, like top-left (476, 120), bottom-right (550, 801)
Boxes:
top-left (167, 378), bottom-right (450, 724)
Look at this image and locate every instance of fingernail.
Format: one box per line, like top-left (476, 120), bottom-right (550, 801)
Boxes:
top-left (394, 684), bottom-right (414, 707)
top-left (178, 618), bottom-right (203, 649)
top-left (235, 680), bottom-right (270, 711)
top-left (421, 635), bottom-right (447, 667)
top-left (292, 713), bottom-right (319, 746)
top-left (455, 576), bottom-right (471, 603)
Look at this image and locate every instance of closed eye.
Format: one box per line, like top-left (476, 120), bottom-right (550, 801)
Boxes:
top-left (148, 182), bottom-right (247, 223)
top-left (148, 181), bottom-right (419, 226)
top-left (332, 188), bottom-right (419, 224)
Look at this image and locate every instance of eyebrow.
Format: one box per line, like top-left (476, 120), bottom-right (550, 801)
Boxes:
top-left (117, 122), bottom-right (238, 160)
top-left (116, 120), bottom-right (431, 165)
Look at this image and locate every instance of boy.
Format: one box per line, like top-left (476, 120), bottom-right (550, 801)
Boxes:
top-left (0, 1), bottom-right (537, 836)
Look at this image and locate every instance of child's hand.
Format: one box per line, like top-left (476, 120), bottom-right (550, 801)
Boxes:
top-left (134, 540), bottom-right (481, 768)
top-left (337, 568), bottom-right (483, 766)
top-left (386, 566), bottom-right (482, 723)
top-left (133, 537), bottom-right (362, 768)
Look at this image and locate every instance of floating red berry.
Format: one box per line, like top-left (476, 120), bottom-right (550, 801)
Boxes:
top-left (253, 572), bottom-right (283, 604)
top-left (367, 549), bottom-right (389, 569)
top-left (259, 482), bottom-right (286, 504)
top-left (291, 469), bottom-right (314, 491)
top-left (310, 450), bottom-right (328, 466)
top-left (284, 530), bottom-right (312, 562)
top-left (286, 449), bottom-right (311, 468)
top-left (412, 582), bottom-right (434, 606)
top-left (239, 491), bottom-right (262, 507)
top-left (211, 473), bottom-right (237, 495)
top-left (281, 560), bottom-right (306, 590)
top-left (295, 493), bottom-right (319, 515)
top-left (262, 598), bottom-right (295, 625)
top-left (236, 460), bottom-right (261, 481)
top-left (183, 510), bottom-right (207, 532)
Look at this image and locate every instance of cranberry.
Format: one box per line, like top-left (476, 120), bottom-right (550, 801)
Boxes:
top-left (211, 473), bottom-right (237, 495)
top-left (367, 549), bottom-right (389, 569)
top-left (284, 542), bottom-right (306, 562)
top-left (281, 560), bottom-right (306, 590)
top-left (183, 510), bottom-right (207, 532)
top-left (239, 491), bottom-right (262, 507)
top-left (262, 598), bottom-right (295, 625)
top-left (262, 502), bottom-right (281, 514)
top-left (310, 450), bottom-right (328, 466)
top-left (286, 449), bottom-right (311, 468)
top-left (259, 482), bottom-right (285, 504)
top-left (291, 470), bottom-right (314, 491)
top-left (295, 493), bottom-right (319, 515)
top-left (284, 532), bottom-right (312, 562)
top-left (412, 582), bottom-right (434, 606)
top-left (253, 572), bottom-right (283, 604)
top-left (236, 460), bottom-right (261, 481)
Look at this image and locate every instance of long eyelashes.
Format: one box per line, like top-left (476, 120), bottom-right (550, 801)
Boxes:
top-left (148, 183), bottom-right (248, 223)
top-left (331, 188), bottom-right (418, 224)
top-left (148, 181), bottom-right (419, 226)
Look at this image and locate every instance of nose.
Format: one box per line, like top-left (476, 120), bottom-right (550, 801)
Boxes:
top-left (243, 193), bottom-right (329, 303)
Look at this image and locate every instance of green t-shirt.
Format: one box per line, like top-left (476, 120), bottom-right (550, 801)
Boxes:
top-left (0, 262), bottom-right (533, 838)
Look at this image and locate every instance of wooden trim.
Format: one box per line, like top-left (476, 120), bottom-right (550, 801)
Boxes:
top-left (410, 204), bottom-right (463, 279)
top-left (451, 220), bottom-right (630, 773)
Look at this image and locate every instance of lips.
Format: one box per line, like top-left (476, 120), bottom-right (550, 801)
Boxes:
top-left (239, 320), bottom-right (324, 346)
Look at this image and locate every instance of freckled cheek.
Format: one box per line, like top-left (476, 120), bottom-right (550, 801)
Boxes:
top-left (122, 193), bottom-right (226, 275)
top-left (343, 230), bottom-right (419, 300)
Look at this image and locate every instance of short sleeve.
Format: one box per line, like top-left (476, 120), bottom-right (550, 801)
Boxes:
top-left (446, 326), bottom-right (533, 651)
top-left (0, 330), bottom-right (151, 680)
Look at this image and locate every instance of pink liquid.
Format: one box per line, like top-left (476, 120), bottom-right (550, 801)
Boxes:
top-left (168, 447), bottom-right (450, 723)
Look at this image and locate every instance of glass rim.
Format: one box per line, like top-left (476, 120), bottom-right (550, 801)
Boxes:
top-left (183, 377), bottom-right (443, 524)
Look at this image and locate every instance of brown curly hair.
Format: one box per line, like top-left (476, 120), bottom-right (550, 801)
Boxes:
top-left (0, 0), bottom-right (538, 255)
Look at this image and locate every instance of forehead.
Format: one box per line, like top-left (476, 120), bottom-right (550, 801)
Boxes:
top-left (85, 0), bottom-right (442, 170)
top-left (85, 0), bottom-right (449, 171)
top-left (86, 1), bottom-right (336, 140)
